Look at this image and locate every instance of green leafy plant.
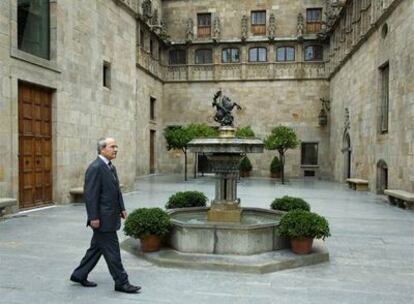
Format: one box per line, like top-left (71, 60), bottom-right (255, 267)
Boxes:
top-left (165, 191), bottom-right (208, 209)
top-left (235, 126), bottom-right (255, 138)
top-left (124, 208), bottom-right (171, 239)
top-left (264, 126), bottom-right (299, 184)
top-left (239, 156), bottom-right (252, 172)
top-left (164, 124), bottom-right (218, 181)
top-left (278, 210), bottom-right (330, 240)
top-left (270, 156), bottom-right (282, 173)
top-left (271, 196), bottom-right (310, 211)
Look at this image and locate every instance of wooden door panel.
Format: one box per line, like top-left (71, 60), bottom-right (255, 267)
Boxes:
top-left (18, 83), bottom-right (53, 209)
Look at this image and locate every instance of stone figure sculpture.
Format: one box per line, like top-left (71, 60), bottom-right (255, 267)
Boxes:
top-left (212, 90), bottom-right (242, 126)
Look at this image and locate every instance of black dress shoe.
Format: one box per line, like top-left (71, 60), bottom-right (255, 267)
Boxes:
top-left (70, 275), bottom-right (97, 287)
top-left (114, 283), bottom-right (141, 293)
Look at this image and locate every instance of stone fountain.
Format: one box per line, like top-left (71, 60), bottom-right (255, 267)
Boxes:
top-left (124, 90), bottom-right (329, 273)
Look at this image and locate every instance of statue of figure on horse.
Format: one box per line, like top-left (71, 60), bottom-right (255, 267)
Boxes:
top-left (212, 90), bottom-right (242, 126)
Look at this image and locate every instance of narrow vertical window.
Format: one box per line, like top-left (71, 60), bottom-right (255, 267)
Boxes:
top-left (140, 30), bottom-right (145, 46)
top-left (197, 13), bottom-right (211, 38)
top-left (150, 97), bottom-right (156, 120)
top-left (379, 63), bottom-right (389, 133)
top-left (18, 0), bottom-right (50, 59)
top-left (150, 39), bottom-right (154, 56)
top-left (251, 11), bottom-right (266, 35)
top-left (103, 61), bottom-right (111, 89)
top-left (306, 8), bottom-right (322, 33)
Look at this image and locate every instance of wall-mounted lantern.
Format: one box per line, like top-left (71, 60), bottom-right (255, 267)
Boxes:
top-left (319, 98), bottom-right (330, 127)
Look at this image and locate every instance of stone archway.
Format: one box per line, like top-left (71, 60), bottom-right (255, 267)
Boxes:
top-left (342, 132), bottom-right (351, 180)
top-left (376, 159), bottom-right (388, 194)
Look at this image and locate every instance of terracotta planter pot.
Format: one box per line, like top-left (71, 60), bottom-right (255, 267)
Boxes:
top-left (271, 172), bottom-right (281, 178)
top-left (140, 234), bottom-right (161, 252)
top-left (290, 237), bottom-right (314, 254)
top-left (240, 171), bottom-right (250, 177)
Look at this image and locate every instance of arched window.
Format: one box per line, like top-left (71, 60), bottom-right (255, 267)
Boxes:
top-left (304, 45), bottom-right (323, 61)
top-left (249, 47), bottom-right (267, 62)
top-left (276, 47), bottom-right (295, 62)
top-left (222, 48), bottom-right (240, 63)
top-left (195, 49), bottom-right (212, 64)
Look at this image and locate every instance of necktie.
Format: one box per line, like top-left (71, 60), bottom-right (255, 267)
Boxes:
top-left (108, 162), bottom-right (118, 182)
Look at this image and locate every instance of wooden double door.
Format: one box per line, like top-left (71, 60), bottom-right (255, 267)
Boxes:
top-left (18, 83), bottom-right (53, 209)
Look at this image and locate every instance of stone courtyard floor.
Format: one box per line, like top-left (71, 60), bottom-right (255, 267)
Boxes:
top-left (0, 174), bottom-right (413, 304)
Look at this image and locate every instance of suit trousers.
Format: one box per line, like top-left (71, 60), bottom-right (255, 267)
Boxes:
top-left (72, 230), bottom-right (129, 286)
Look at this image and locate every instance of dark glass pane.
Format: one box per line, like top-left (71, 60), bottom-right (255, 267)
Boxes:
top-left (301, 143), bottom-right (318, 165)
top-left (249, 48), bottom-right (257, 62)
top-left (197, 14), bottom-right (211, 26)
top-left (231, 49), bottom-right (239, 62)
top-left (307, 9), bottom-right (322, 21)
top-left (305, 45), bottom-right (323, 61)
top-left (252, 11), bottom-right (266, 25)
top-left (286, 47), bottom-right (295, 61)
top-left (169, 50), bottom-right (186, 64)
top-left (258, 48), bottom-right (266, 62)
top-left (277, 48), bottom-right (285, 61)
top-left (18, 0), bottom-right (50, 59)
top-left (195, 49), bottom-right (212, 64)
top-left (222, 49), bottom-right (229, 63)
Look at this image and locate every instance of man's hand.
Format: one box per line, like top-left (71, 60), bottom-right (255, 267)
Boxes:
top-left (121, 210), bottom-right (128, 219)
top-left (90, 219), bottom-right (100, 229)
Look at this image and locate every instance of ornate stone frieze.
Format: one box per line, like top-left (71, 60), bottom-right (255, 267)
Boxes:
top-left (142, 0), bottom-right (153, 21)
top-left (268, 13), bottom-right (276, 40)
top-left (241, 15), bottom-right (248, 41)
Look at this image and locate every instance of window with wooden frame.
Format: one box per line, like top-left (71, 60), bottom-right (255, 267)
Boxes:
top-left (276, 47), bottom-right (295, 62)
top-left (306, 8), bottom-right (322, 33)
top-left (169, 49), bottom-right (186, 65)
top-left (222, 48), bottom-right (240, 63)
top-left (379, 63), bottom-right (389, 133)
top-left (249, 47), bottom-right (267, 62)
top-left (304, 45), bottom-right (323, 61)
top-left (195, 49), bottom-right (212, 64)
top-left (251, 10), bottom-right (266, 35)
top-left (197, 13), bottom-right (211, 38)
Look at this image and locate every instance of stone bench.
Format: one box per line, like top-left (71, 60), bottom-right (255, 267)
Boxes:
top-left (0, 198), bottom-right (17, 216)
top-left (346, 178), bottom-right (369, 191)
top-left (70, 184), bottom-right (124, 203)
top-left (384, 189), bottom-right (414, 209)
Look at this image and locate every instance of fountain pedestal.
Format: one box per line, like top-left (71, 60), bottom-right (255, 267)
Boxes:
top-left (188, 127), bottom-right (264, 223)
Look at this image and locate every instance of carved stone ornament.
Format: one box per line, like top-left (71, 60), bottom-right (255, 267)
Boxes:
top-left (241, 15), bottom-right (248, 41)
top-left (212, 16), bottom-right (221, 42)
top-left (268, 13), bottom-right (276, 40)
top-left (185, 18), bottom-right (194, 43)
top-left (152, 8), bottom-right (158, 25)
top-left (297, 13), bottom-right (304, 37)
top-left (142, 0), bottom-right (153, 21)
top-left (344, 107), bottom-right (350, 131)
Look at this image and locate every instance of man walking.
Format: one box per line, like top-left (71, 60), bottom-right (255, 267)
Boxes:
top-left (70, 137), bottom-right (140, 293)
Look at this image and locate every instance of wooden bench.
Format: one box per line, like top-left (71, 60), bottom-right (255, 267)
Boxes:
top-left (70, 184), bottom-right (124, 203)
top-left (384, 189), bottom-right (414, 209)
top-left (346, 178), bottom-right (369, 191)
top-left (0, 198), bottom-right (17, 216)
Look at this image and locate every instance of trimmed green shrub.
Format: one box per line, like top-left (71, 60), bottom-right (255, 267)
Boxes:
top-left (124, 208), bottom-right (170, 239)
top-left (271, 196), bottom-right (310, 211)
top-left (239, 156), bottom-right (252, 172)
top-left (165, 191), bottom-right (208, 209)
top-left (270, 156), bottom-right (282, 173)
top-left (235, 126), bottom-right (255, 138)
top-left (278, 210), bottom-right (331, 240)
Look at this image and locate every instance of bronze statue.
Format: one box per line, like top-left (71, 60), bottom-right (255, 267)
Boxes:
top-left (212, 90), bottom-right (242, 126)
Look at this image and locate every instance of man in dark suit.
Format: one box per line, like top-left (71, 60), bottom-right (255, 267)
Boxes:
top-left (70, 137), bottom-right (140, 294)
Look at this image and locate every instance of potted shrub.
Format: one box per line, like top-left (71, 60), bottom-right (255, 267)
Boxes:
top-left (270, 196), bottom-right (310, 212)
top-left (165, 191), bottom-right (208, 209)
top-left (124, 208), bottom-right (171, 252)
top-left (278, 210), bottom-right (330, 254)
top-left (270, 156), bottom-right (282, 178)
top-left (239, 156), bottom-right (252, 177)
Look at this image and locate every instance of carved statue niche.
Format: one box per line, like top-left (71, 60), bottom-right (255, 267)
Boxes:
top-left (268, 13), bottom-right (276, 40)
top-left (241, 15), bottom-right (248, 41)
top-left (142, 0), bottom-right (153, 22)
top-left (212, 15), bottom-right (221, 42)
top-left (152, 8), bottom-right (158, 26)
top-left (185, 18), bottom-right (194, 43)
top-left (297, 13), bottom-right (304, 38)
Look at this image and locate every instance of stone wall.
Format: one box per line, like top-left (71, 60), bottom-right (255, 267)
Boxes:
top-left (329, 0), bottom-right (414, 191)
top-left (161, 80), bottom-right (330, 179)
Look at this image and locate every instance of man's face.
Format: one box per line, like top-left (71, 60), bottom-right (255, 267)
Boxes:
top-left (100, 138), bottom-right (118, 160)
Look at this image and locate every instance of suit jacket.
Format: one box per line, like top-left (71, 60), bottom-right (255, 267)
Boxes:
top-left (83, 157), bottom-right (125, 232)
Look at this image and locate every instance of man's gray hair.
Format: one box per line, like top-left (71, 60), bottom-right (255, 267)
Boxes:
top-left (97, 137), bottom-right (107, 154)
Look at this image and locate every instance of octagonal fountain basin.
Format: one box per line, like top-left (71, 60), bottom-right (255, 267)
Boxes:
top-left (168, 207), bottom-right (289, 255)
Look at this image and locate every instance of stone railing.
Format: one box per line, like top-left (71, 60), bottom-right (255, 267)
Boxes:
top-left (136, 48), bottom-right (163, 79)
top-left (163, 62), bottom-right (326, 82)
